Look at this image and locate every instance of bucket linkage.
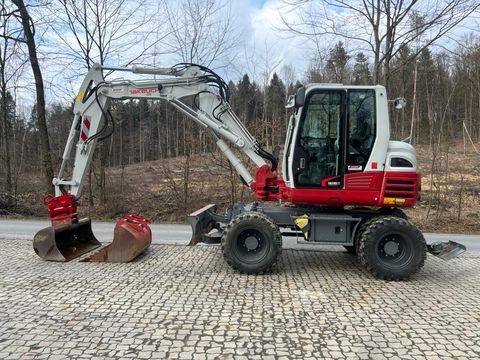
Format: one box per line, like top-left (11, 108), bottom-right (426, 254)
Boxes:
top-left (33, 195), bottom-right (151, 262)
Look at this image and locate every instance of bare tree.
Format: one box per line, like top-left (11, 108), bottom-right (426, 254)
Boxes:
top-left (49, 0), bottom-right (169, 69)
top-left (281, 0), bottom-right (480, 85)
top-left (160, 0), bottom-right (242, 212)
top-left (10, 0), bottom-right (54, 194)
top-left (0, 1), bottom-right (24, 193)
top-left (247, 41), bottom-right (283, 149)
top-left (163, 0), bottom-right (239, 67)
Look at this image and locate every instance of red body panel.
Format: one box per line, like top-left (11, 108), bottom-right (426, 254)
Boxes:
top-left (287, 188), bottom-right (382, 206)
top-left (253, 167), bottom-right (420, 208)
top-left (344, 172), bottom-right (383, 191)
top-left (378, 171), bottom-right (420, 207)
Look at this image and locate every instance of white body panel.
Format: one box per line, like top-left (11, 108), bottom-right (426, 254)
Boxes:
top-left (283, 84), bottom-right (415, 189)
top-left (54, 64), bottom-right (267, 197)
top-left (385, 140), bottom-right (418, 171)
top-left (365, 86), bottom-right (390, 172)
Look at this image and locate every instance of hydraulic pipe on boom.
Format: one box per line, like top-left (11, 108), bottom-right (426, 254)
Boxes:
top-left (33, 63), bottom-right (279, 262)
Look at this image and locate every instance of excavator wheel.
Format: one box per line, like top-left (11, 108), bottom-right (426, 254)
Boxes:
top-left (347, 209), bottom-right (408, 256)
top-left (356, 216), bottom-right (426, 281)
top-left (221, 211), bottom-right (282, 274)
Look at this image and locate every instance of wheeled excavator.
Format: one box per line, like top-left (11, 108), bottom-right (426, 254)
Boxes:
top-left (33, 63), bottom-right (465, 280)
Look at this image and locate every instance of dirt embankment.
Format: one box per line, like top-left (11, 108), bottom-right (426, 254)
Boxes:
top-left (6, 143), bottom-right (480, 234)
top-left (406, 143), bottom-right (480, 233)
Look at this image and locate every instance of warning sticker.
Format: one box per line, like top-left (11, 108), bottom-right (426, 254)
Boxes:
top-left (383, 198), bottom-right (406, 205)
top-left (347, 165), bottom-right (363, 171)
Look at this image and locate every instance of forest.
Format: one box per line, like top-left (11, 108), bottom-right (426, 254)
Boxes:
top-left (1, 0), bottom-right (479, 232)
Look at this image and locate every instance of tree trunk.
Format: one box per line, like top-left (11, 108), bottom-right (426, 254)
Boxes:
top-left (410, 61), bottom-right (418, 144)
top-left (1, 92), bottom-right (12, 193)
top-left (12, 0), bottom-right (54, 194)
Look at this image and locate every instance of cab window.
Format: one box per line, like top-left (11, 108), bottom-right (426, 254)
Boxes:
top-left (347, 90), bottom-right (376, 171)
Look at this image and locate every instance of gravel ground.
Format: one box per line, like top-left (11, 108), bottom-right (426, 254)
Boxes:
top-left (0, 240), bottom-right (479, 359)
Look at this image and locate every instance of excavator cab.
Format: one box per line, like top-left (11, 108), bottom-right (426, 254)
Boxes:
top-left (286, 87), bottom-right (377, 192)
top-left (281, 85), bottom-right (422, 208)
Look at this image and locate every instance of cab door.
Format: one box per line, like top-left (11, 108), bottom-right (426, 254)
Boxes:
top-left (291, 89), bottom-right (346, 189)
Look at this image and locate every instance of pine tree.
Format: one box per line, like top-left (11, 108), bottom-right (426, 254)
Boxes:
top-left (266, 73), bottom-right (286, 147)
top-left (353, 52), bottom-right (372, 85)
top-left (326, 42), bottom-right (350, 83)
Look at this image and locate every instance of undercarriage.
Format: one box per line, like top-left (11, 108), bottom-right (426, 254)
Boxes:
top-left (188, 203), bottom-right (466, 280)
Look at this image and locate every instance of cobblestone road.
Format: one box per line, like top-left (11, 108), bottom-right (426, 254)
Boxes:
top-left (0, 240), bottom-right (479, 359)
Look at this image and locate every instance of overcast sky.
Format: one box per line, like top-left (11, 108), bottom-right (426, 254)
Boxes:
top-left (11, 0), bottom-right (480, 111)
top-left (27, 0), bottom-right (309, 106)
top-left (229, 0), bottom-right (309, 80)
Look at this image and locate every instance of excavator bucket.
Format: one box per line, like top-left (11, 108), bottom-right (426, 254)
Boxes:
top-left (33, 218), bottom-right (101, 262)
top-left (82, 214), bottom-right (151, 262)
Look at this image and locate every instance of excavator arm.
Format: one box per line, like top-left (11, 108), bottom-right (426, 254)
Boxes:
top-left (34, 63), bottom-right (282, 262)
top-left (55, 63), bottom-right (273, 197)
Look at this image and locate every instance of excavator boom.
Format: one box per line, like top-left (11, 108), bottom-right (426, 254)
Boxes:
top-left (34, 63), bottom-right (276, 262)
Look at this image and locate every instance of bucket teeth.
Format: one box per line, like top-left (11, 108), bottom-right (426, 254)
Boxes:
top-left (33, 218), bottom-right (101, 262)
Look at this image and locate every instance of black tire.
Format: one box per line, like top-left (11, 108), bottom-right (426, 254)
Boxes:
top-left (356, 216), bottom-right (426, 281)
top-left (352, 209), bottom-right (407, 256)
top-left (352, 217), bottom-right (375, 255)
top-left (379, 207), bottom-right (408, 220)
top-left (221, 211), bottom-right (282, 274)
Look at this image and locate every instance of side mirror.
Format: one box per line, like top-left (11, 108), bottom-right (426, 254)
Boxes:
top-left (295, 86), bottom-right (305, 108)
top-left (394, 97), bottom-right (406, 110)
top-left (285, 94), bottom-right (295, 109)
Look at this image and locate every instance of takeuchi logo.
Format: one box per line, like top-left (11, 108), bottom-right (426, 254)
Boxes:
top-left (129, 88), bottom-right (159, 95)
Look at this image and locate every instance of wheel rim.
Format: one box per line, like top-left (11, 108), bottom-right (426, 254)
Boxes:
top-left (234, 229), bottom-right (269, 264)
top-left (376, 234), bottom-right (414, 269)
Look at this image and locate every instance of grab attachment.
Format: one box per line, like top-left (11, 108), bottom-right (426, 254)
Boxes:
top-left (82, 215), bottom-right (151, 262)
top-left (427, 241), bottom-right (466, 261)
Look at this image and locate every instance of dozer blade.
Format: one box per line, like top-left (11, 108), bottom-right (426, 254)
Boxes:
top-left (187, 204), bottom-right (232, 245)
top-left (427, 241), bottom-right (466, 261)
top-left (33, 218), bottom-right (101, 262)
top-left (82, 214), bottom-right (151, 262)
top-left (187, 204), bottom-right (218, 246)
